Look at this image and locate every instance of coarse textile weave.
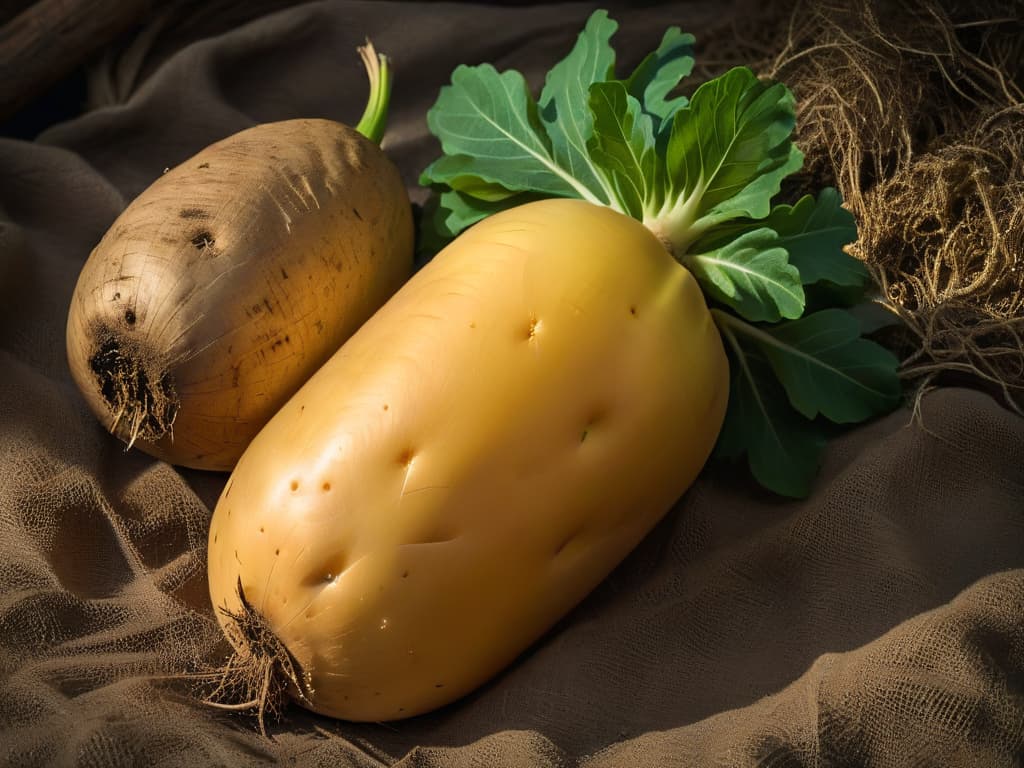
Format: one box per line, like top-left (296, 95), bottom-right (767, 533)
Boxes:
top-left (1, 2), bottom-right (1022, 766)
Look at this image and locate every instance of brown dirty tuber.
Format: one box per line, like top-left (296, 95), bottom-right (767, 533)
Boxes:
top-left (66, 42), bottom-right (414, 470)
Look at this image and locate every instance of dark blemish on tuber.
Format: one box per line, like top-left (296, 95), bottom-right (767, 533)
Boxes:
top-left (352, 207), bottom-right (363, 221)
top-left (124, 309), bottom-right (136, 325)
top-left (554, 531), bottom-right (581, 557)
top-left (263, 298), bottom-right (274, 314)
top-left (180, 208), bottom-right (209, 220)
top-left (88, 333), bottom-right (177, 446)
top-left (112, 292), bottom-right (120, 300)
top-left (401, 570), bottom-right (409, 578)
top-left (580, 408), bottom-right (606, 445)
top-left (197, 162), bottom-right (210, 169)
top-left (191, 231), bottom-right (215, 250)
top-left (280, 267), bottom-right (289, 280)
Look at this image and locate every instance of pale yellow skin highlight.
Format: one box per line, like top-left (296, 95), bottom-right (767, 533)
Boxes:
top-left (66, 118), bottom-right (413, 470)
top-left (207, 198), bottom-right (729, 721)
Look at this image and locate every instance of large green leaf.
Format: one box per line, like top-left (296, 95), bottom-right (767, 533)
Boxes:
top-left (715, 329), bottom-right (826, 498)
top-left (685, 228), bottom-right (804, 322)
top-left (422, 155), bottom-right (519, 202)
top-left (538, 9), bottom-right (618, 205)
top-left (586, 81), bottom-right (657, 219)
top-left (421, 64), bottom-right (591, 200)
top-left (695, 188), bottom-right (866, 291)
top-left (623, 26), bottom-right (695, 136)
top-left (757, 309), bottom-right (903, 423)
top-left (419, 187), bottom-right (539, 251)
top-left (766, 188), bottom-right (865, 288)
top-left (848, 299), bottom-right (905, 334)
top-left (662, 67), bottom-right (803, 237)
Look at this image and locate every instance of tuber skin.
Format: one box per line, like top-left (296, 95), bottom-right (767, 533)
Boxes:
top-left (65, 44), bottom-right (413, 471)
top-left (206, 199), bottom-right (728, 722)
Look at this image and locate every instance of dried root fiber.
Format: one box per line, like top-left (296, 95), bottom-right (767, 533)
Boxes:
top-left (189, 580), bottom-right (312, 737)
top-left (758, 0), bottom-right (1024, 412)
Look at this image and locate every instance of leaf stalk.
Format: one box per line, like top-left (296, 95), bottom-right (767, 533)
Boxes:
top-left (354, 40), bottom-right (392, 144)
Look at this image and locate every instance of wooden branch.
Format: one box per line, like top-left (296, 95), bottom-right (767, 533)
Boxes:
top-left (0, 0), bottom-right (152, 123)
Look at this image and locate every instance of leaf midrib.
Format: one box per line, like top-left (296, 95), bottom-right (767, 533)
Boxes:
top-left (695, 252), bottom-right (802, 303)
top-left (455, 84), bottom-right (600, 203)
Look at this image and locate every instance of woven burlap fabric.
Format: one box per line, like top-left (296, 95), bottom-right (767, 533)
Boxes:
top-left (1, 2), bottom-right (1022, 765)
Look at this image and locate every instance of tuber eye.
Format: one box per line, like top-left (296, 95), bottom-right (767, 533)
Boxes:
top-left (190, 231), bottom-right (215, 250)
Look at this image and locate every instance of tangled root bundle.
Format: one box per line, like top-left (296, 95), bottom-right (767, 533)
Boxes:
top-left (749, 0), bottom-right (1024, 412)
top-left (189, 580), bottom-right (312, 737)
top-left (859, 110), bottom-right (1024, 411)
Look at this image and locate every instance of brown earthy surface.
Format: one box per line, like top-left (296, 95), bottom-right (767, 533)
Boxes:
top-left (1, 1), bottom-right (1022, 765)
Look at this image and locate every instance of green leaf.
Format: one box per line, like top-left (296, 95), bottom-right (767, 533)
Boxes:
top-left (803, 281), bottom-right (870, 312)
top-left (415, 195), bottom-right (451, 261)
top-left (766, 189), bottom-right (865, 288)
top-left (660, 67), bottom-right (803, 244)
top-left (685, 228), bottom-right (805, 322)
top-left (695, 189), bottom-right (865, 288)
top-left (755, 308), bottom-right (903, 423)
top-left (715, 327), bottom-right (826, 498)
top-left (623, 26), bottom-right (695, 135)
top-left (538, 9), bottom-right (618, 205)
top-left (419, 187), bottom-right (536, 251)
top-left (586, 81), bottom-right (657, 219)
top-left (689, 188), bottom-right (871, 309)
top-left (848, 300), bottom-right (904, 335)
top-left (421, 64), bottom-right (592, 201)
top-left (422, 156), bottom-right (520, 202)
